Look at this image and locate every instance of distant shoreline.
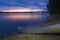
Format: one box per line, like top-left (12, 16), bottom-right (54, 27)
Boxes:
top-left (0, 11), bottom-right (48, 13)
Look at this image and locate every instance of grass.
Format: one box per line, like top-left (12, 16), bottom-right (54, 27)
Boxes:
top-left (2, 33), bottom-right (60, 40)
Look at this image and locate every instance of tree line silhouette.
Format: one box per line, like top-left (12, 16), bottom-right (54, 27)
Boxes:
top-left (47, 0), bottom-right (60, 20)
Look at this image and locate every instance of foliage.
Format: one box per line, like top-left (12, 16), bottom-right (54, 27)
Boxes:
top-left (47, 0), bottom-right (60, 15)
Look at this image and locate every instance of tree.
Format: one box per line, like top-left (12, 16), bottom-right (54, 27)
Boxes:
top-left (47, 0), bottom-right (60, 20)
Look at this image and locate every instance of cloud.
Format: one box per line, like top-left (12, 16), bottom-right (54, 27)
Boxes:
top-left (0, 0), bottom-right (48, 10)
top-left (0, 0), bottom-right (48, 6)
top-left (0, 6), bottom-right (40, 11)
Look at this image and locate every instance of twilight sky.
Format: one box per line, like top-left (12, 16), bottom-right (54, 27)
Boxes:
top-left (0, 0), bottom-right (48, 10)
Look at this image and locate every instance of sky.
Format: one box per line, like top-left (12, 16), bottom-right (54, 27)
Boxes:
top-left (0, 0), bottom-right (48, 10)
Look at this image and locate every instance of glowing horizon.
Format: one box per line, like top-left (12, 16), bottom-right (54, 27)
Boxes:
top-left (0, 8), bottom-right (44, 12)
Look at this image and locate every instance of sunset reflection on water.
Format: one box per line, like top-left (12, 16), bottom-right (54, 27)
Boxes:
top-left (4, 13), bottom-right (42, 21)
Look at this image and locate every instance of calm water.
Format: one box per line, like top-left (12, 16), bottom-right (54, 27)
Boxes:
top-left (0, 12), bottom-right (50, 38)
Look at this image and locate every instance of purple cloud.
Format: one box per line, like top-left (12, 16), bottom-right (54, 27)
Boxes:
top-left (0, 0), bottom-right (48, 10)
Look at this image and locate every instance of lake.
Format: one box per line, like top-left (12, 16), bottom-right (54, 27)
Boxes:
top-left (0, 12), bottom-right (50, 38)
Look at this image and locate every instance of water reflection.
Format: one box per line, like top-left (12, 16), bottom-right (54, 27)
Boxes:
top-left (4, 13), bottom-right (42, 21)
top-left (0, 12), bottom-right (50, 38)
top-left (0, 12), bottom-right (50, 25)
